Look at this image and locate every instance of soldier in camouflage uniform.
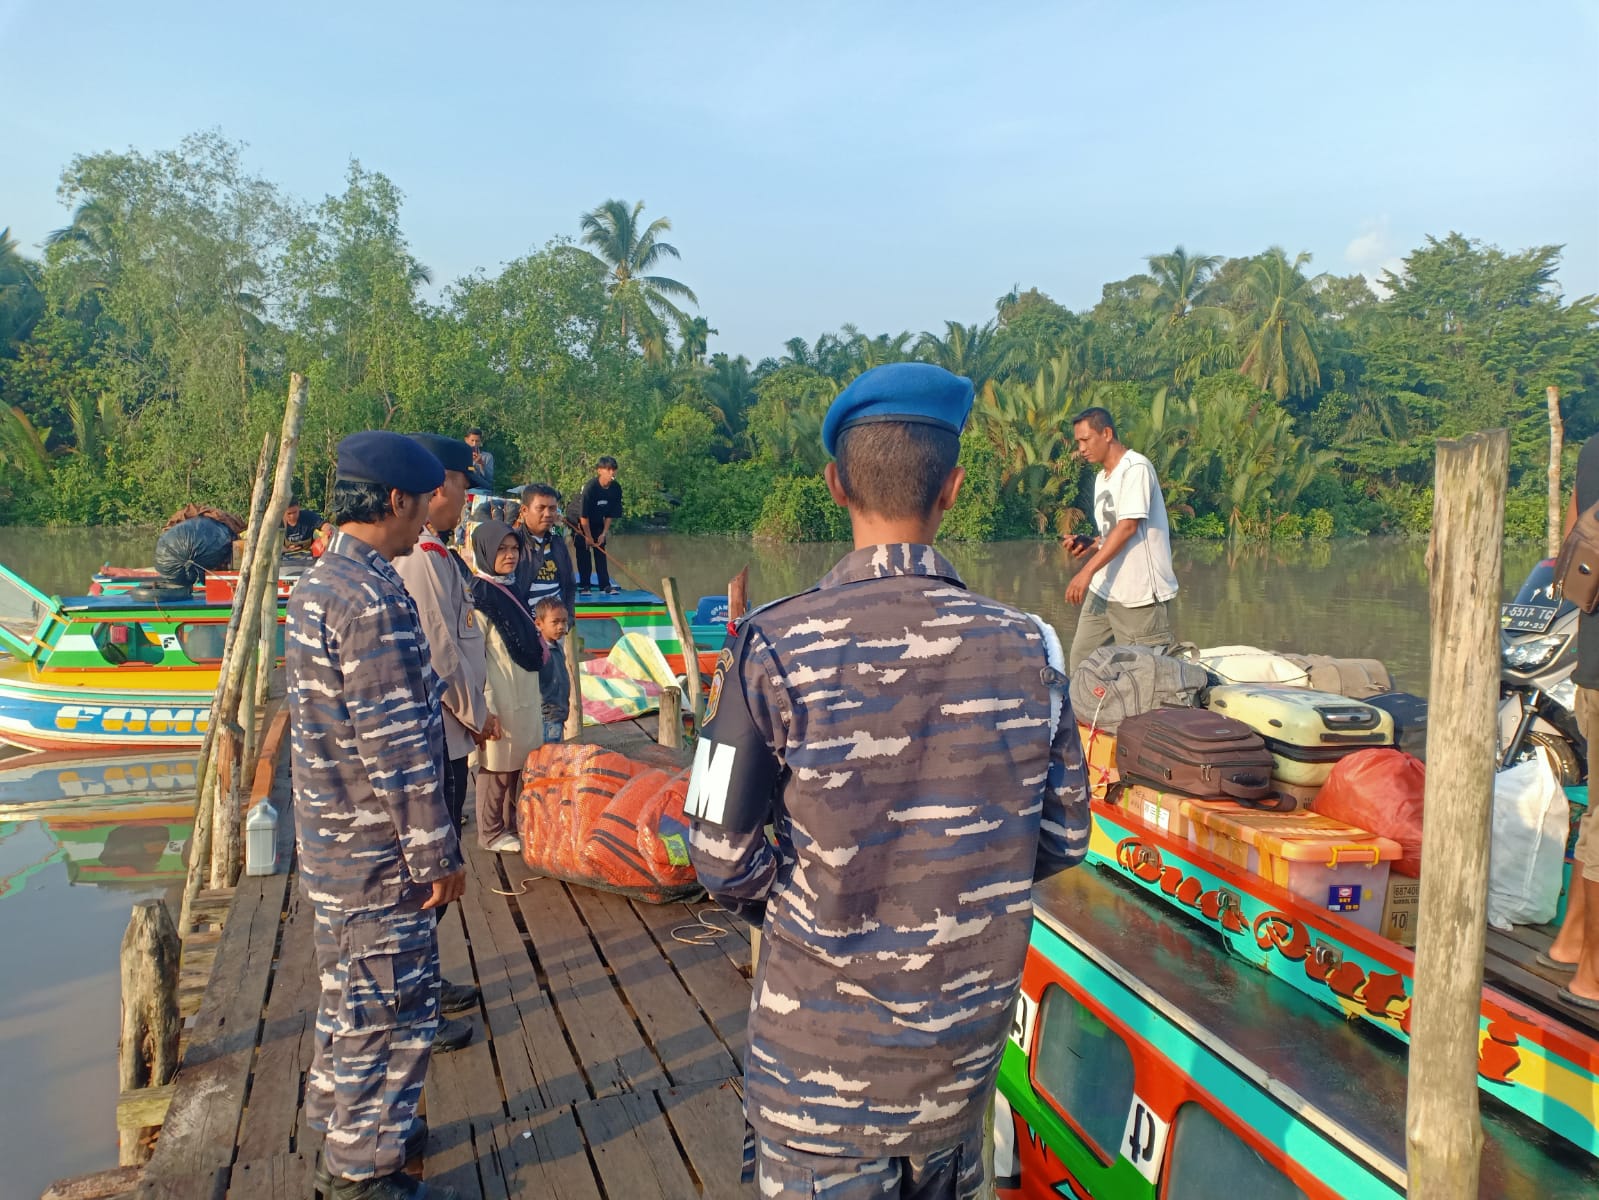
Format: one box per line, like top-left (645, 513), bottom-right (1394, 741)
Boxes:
top-left (686, 363), bottom-right (1090, 1200)
top-left (291, 431), bottom-right (466, 1200)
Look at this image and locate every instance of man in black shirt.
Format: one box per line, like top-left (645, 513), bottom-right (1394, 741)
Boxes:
top-left (282, 499), bottom-right (328, 555)
top-left (573, 456), bottom-right (623, 595)
top-left (1550, 436), bottom-right (1599, 1011)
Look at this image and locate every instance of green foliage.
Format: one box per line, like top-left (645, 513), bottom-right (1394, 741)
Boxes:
top-left (3, 132), bottom-right (1595, 550)
top-left (754, 475), bottom-right (850, 542)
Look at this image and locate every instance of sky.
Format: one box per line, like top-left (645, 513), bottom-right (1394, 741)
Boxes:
top-left (2, 0), bottom-right (1596, 359)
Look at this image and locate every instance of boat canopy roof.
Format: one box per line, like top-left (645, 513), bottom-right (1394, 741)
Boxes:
top-left (1032, 866), bottom-right (1599, 1194)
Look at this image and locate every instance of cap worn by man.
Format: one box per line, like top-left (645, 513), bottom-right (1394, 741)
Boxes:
top-left (820, 361), bottom-right (974, 457)
top-left (337, 430), bottom-right (446, 494)
top-left (408, 433), bottom-right (474, 477)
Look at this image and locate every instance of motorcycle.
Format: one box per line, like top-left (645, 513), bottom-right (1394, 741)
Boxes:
top-left (1499, 558), bottom-right (1586, 783)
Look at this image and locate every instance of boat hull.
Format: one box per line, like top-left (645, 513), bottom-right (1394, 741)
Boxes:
top-left (0, 662), bottom-right (213, 750)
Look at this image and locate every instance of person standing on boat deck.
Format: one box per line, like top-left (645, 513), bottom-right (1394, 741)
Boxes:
top-left (685, 362), bottom-right (1090, 1200)
top-left (287, 431), bottom-right (466, 1200)
top-left (513, 482), bottom-right (578, 618)
top-left (282, 497), bottom-right (329, 554)
top-left (463, 426), bottom-right (494, 491)
top-left (1546, 438), bottom-right (1599, 1011)
top-left (573, 455), bottom-right (623, 595)
top-left (1063, 406), bottom-right (1180, 670)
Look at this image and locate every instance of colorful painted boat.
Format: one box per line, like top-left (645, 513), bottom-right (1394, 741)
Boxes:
top-left (0, 564), bottom-right (275, 751)
top-left (996, 863), bottom-right (1599, 1198)
top-left (1070, 794), bottom-right (1599, 1161)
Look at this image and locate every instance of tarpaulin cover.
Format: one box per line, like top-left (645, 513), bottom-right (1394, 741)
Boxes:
top-left (153, 518), bottom-right (235, 590)
top-left (1314, 748), bottom-right (1426, 877)
top-left (516, 741), bottom-right (701, 903)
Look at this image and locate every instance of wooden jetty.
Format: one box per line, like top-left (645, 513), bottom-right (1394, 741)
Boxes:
top-left (52, 715), bottom-right (754, 1200)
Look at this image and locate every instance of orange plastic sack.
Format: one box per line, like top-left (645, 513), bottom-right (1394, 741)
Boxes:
top-left (516, 742), bottom-right (700, 902)
top-left (1314, 748), bottom-right (1426, 877)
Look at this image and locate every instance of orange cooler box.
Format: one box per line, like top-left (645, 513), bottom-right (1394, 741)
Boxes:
top-left (1179, 800), bottom-right (1401, 935)
top-left (1077, 724), bottom-right (1118, 800)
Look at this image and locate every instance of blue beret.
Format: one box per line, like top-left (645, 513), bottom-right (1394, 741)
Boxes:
top-left (409, 433), bottom-right (474, 475)
top-left (821, 362), bottom-right (974, 457)
top-left (336, 430), bottom-right (445, 494)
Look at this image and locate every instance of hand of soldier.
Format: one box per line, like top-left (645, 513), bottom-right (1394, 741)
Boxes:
top-left (422, 869), bottom-right (466, 910)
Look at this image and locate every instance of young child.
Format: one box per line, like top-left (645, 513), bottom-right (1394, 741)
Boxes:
top-left (536, 595), bottom-right (572, 742)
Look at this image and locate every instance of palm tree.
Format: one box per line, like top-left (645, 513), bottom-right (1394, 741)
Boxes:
top-left (1143, 247), bottom-right (1224, 328)
top-left (703, 353), bottom-right (758, 443)
top-left (576, 199), bottom-right (698, 351)
top-left (0, 227), bottom-right (43, 352)
top-left (677, 315), bottom-right (717, 366)
top-left (1236, 247), bottom-right (1323, 402)
top-left (46, 197), bottom-right (124, 315)
top-left (915, 320), bottom-right (1019, 399)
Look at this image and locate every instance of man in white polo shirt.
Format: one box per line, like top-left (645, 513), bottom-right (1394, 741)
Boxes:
top-left (1063, 406), bottom-right (1180, 669)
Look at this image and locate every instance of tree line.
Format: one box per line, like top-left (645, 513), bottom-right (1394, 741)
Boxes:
top-left (1, 132), bottom-right (1595, 542)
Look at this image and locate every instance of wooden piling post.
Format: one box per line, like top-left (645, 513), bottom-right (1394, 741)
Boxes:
top-left (563, 630), bottom-right (583, 743)
top-left (118, 899), bottom-right (180, 1165)
top-left (729, 565), bottom-right (749, 623)
top-left (1548, 385), bottom-right (1564, 559)
top-left (1404, 429), bottom-right (1507, 1199)
top-left (661, 577), bottom-right (705, 722)
top-left (658, 686), bottom-right (683, 749)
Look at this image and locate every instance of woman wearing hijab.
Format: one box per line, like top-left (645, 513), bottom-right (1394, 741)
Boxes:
top-left (466, 520), bottom-right (545, 853)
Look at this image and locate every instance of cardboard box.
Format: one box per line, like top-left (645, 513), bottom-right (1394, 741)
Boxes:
top-left (1077, 724), bottom-right (1119, 801)
top-left (1116, 783), bottom-right (1191, 840)
top-left (1381, 875), bottom-right (1421, 948)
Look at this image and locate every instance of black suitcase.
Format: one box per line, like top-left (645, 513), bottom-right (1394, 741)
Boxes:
top-left (1367, 692), bottom-right (1427, 760)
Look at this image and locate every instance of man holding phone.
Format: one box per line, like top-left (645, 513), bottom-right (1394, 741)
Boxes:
top-left (1063, 406), bottom-right (1179, 669)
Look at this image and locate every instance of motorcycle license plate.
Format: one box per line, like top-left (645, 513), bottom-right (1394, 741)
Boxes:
top-left (1501, 603), bottom-right (1558, 633)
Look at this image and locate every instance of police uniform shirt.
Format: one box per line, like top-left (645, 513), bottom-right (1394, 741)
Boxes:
top-left (393, 527), bottom-right (488, 761)
top-left (686, 543), bottom-right (1089, 1158)
top-left (288, 530), bottom-right (459, 905)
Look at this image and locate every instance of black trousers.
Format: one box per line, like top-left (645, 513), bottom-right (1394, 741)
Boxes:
top-left (445, 755), bottom-right (468, 834)
top-left (572, 535), bottom-right (609, 591)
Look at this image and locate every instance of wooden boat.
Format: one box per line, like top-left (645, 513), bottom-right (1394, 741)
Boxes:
top-left (996, 862), bottom-right (1599, 1198)
top-left (1084, 796), bottom-right (1599, 1158)
top-left (0, 564), bottom-right (278, 750)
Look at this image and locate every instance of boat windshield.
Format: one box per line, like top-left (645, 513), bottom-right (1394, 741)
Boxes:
top-left (0, 567), bottom-right (53, 657)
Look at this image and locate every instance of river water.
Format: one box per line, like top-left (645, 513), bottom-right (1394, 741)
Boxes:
top-left (0, 527), bottom-right (1548, 1197)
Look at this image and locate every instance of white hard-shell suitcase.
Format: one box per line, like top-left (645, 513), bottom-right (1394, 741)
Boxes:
top-left (1205, 684), bottom-right (1394, 786)
top-left (1198, 646), bottom-right (1311, 687)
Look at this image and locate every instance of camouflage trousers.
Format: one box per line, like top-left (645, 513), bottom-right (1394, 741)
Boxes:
top-left (744, 1124), bottom-right (986, 1200)
top-left (305, 894), bottom-right (441, 1181)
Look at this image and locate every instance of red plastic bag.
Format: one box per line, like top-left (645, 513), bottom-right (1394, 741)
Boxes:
top-left (1315, 748), bottom-right (1426, 877)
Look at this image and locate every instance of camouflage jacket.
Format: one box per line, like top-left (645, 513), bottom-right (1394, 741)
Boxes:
top-left (288, 530), bottom-right (459, 910)
top-left (686, 543), bottom-right (1089, 1157)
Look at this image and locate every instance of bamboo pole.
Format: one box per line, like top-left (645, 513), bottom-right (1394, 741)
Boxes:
top-left (657, 686), bottom-right (683, 749)
top-left (180, 432), bottom-right (274, 933)
top-left (661, 576), bottom-right (704, 721)
top-left (118, 899), bottom-right (180, 1166)
top-left (563, 630), bottom-right (583, 742)
top-left (1404, 429), bottom-right (1507, 1199)
top-left (255, 531), bottom-right (285, 709)
top-left (1548, 385), bottom-right (1564, 559)
top-left (212, 373), bottom-right (307, 888)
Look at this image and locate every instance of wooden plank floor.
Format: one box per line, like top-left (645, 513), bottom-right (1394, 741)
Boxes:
top-left (138, 719), bottom-right (757, 1200)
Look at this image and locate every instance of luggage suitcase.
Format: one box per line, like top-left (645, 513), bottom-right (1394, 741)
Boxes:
top-left (1115, 708), bottom-right (1287, 807)
top-left (1282, 654), bottom-right (1393, 699)
top-left (1206, 684), bottom-right (1394, 786)
top-left (1198, 645), bottom-right (1310, 687)
top-left (1366, 692), bottom-right (1427, 760)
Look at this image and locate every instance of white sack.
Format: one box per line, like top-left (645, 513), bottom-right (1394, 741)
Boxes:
top-left (1487, 750), bottom-right (1570, 930)
top-left (1198, 645), bottom-right (1311, 688)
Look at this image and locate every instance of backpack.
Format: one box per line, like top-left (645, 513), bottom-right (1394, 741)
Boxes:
top-left (1554, 502), bottom-right (1599, 613)
top-left (1068, 644), bottom-right (1209, 733)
